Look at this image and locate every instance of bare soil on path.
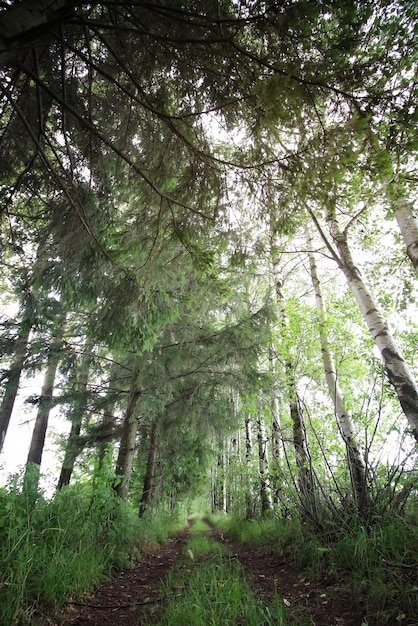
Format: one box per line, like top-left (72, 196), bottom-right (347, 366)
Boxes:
top-left (52, 524), bottom-right (377, 626)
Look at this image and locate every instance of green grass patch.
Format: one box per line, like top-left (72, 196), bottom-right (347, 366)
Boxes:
top-left (189, 517), bottom-right (212, 534)
top-left (212, 514), bottom-right (302, 552)
top-left (330, 519), bottom-right (418, 623)
top-left (185, 534), bottom-right (231, 559)
top-left (153, 515), bottom-right (312, 626)
top-left (157, 557), bottom-right (308, 625)
top-left (0, 470), bottom-right (183, 624)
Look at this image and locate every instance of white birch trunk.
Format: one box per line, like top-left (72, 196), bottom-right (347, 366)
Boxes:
top-left (257, 415), bottom-right (274, 513)
top-left (394, 198), bottom-right (418, 276)
top-left (245, 416), bottom-right (255, 518)
top-left (327, 215), bottom-right (418, 443)
top-left (305, 227), bottom-right (371, 509)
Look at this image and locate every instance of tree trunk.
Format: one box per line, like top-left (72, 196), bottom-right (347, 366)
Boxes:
top-left (97, 399), bottom-right (117, 470)
top-left (394, 198), bottom-right (418, 276)
top-left (274, 266), bottom-right (316, 510)
top-left (257, 415), bottom-right (273, 514)
top-left (326, 212), bottom-right (418, 443)
top-left (25, 318), bottom-right (65, 490)
top-left (212, 441), bottom-right (227, 513)
top-left (269, 213), bottom-right (317, 512)
top-left (57, 341), bottom-right (93, 489)
top-left (270, 398), bottom-right (282, 461)
top-left (289, 381), bottom-right (313, 503)
top-left (0, 293), bottom-right (34, 453)
top-left (113, 372), bottom-right (140, 500)
top-left (138, 420), bottom-right (159, 517)
top-left (268, 346), bottom-right (283, 506)
top-left (244, 415), bottom-right (254, 518)
top-left (305, 226), bottom-right (371, 513)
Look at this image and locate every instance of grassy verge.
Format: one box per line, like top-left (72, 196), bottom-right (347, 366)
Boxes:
top-left (0, 472), bottom-right (183, 625)
top-left (206, 512), bottom-right (418, 624)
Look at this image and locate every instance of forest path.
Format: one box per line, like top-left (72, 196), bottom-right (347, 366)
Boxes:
top-left (53, 521), bottom-right (374, 626)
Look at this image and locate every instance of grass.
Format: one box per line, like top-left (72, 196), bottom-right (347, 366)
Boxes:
top-left (329, 518), bottom-right (418, 623)
top-left (211, 513), bottom-right (303, 553)
top-left (186, 533), bottom-right (230, 559)
top-left (2, 474), bottom-right (417, 626)
top-left (0, 470), bottom-right (183, 625)
top-left (154, 515), bottom-right (313, 626)
top-left (159, 559), bottom-right (293, 625)
top-left (208, 512), bottom-right (418, 625)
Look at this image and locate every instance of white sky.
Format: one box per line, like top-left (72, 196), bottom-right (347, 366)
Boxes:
top-left (0, 372), bottom-right (70, 494)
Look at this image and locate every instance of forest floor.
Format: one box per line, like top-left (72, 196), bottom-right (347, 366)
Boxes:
top-left (51, 522), bottom-right (377, 626)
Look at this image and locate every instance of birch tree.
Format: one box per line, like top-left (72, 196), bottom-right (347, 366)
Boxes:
top-left (256, 414), bottom-right (274, 514)
top-left (394, 199), bottom-right (418, 276)
top-left (305, 226), bottom-right (371, 512)
top-left (307, 203), bottom-right (418, 443)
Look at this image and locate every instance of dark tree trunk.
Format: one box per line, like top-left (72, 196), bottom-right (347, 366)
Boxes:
top-left (138, 420), bottom-right (159, 517)
top-left (25, 318), bottom-right (65, 489)
top-left (57, 341), bottom-right (93, 489)
top-left (0, 294), bottom-right (34, 453)
top-left (113, 372), bottom-right (140, 500)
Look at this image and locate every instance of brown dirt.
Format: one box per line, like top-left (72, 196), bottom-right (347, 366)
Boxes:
top-left (51, 524), bottom-right (378, 626)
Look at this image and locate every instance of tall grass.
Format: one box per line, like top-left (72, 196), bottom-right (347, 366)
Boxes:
top-left (0, 469), bottom-right (181, 625)
top-left (330, 518), bottom-right (418, 623)
top-left (212, 512), bottom-right (418, 624)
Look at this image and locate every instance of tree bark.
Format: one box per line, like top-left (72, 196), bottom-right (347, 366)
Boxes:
top-left (25, 317), bottom-right (65, 489)
top-left (326, 212), bottom-right (418, 443)
top-left (268, 345), bottom-right (283, 505)
top-left (244, 415), bottom-right (254, 518)
top-left (0, 293), bottom-right (34, 453)
top-left (138, 420), bottom-right (159, 517)
top-left (274, 266), bottom-right (316, 509)
top-left (57, 340), bottom-right (93, 489)
top-left (305, 226), bottom-right (371, 512)
top-left (256, 414), bottom-right (273, 514)
top-left (113, 372), bottom-right (140, 500)
top-left (394, 198), bottom-right (418, 276)
top-left (96, 399), bottom-right (117, 470)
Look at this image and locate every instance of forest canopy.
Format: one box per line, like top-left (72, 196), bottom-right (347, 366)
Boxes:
top-left (0, 0), bottom-right (418, 527)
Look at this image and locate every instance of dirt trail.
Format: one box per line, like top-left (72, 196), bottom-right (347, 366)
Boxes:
top-left (211, 527), bottom-right (374, 626)
top-left (53, 524), bottom-right (375, 626)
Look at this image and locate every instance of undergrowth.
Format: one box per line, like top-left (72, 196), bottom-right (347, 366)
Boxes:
top-left (0, 468), bottom-right (182, 625)
top-left (209, 512), bottom-right (418, 625)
